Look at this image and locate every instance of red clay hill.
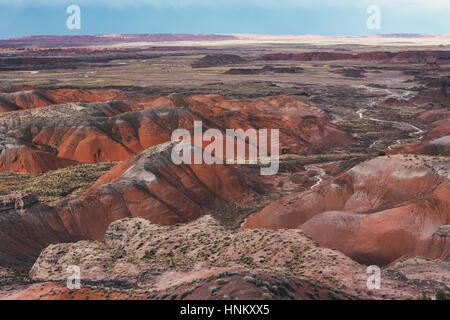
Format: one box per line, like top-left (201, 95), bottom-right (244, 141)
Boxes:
top-left (0, 89), bottom-right (126, 112)
top-left (0, 142), bottom-right (262, 267)
top-left (243, 155), bottom-right (450, 266)
top-left (57, 141), bottom-right (261, 240)
top-left (388, 80), bottom-right (449, 157)
top-left (0, 93), bottom-right (353, 173)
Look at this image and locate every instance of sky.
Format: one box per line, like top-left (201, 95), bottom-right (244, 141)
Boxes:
top-left (0, 0), bottom-right (448, 38)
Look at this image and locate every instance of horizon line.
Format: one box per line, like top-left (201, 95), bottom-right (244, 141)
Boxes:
top-left (2, 32), bottom-right (450, 41)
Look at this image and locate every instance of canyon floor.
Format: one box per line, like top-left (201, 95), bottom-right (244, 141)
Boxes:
top-left (0, 35), bottom-right (448, 300)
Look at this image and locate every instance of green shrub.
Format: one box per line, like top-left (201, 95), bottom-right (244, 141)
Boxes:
top-left (418, 292), bottom-right (431, 300)
top-left (436, 290), bottom-right (449, 300)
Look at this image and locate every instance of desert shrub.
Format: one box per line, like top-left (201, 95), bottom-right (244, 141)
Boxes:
top-left (418, 292), bottom-right (432, 300)
top-left (436, 290), bottom-right (449, 300)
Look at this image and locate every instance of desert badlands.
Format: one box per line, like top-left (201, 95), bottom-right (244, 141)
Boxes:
top-left (0, 32), bottom-right (448, 303)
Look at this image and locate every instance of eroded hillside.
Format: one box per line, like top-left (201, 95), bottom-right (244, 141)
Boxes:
top-left (0, 39), bottom-right (448, 300)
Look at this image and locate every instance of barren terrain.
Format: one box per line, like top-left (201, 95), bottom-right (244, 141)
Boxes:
top-left (0, 34), bottom-right (448, 300)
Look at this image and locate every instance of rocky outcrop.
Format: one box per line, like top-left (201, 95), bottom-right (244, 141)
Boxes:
top-left (0, 193), bottom-right (38, 212)
top-left (26, 216), bottom-right (449, 300)
top-left (386, 258), bottom-right (450, 291)
top-left (27, 216), bottom-right (370, 298)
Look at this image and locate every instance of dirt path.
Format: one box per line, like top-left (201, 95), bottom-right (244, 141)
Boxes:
top-left (356, 87), bottom-right (424, 150)
top-left (306, 164), bottom-right (326, 189)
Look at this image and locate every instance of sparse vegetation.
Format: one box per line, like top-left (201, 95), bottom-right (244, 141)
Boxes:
top-left (435, 289), bottom-right (450, 300)
top-left (0, 162), bottom-right (116, 204)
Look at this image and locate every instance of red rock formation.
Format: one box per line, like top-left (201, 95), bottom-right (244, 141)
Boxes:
top-left (419, 109), bottom-right (450, 123)
top-left (243, 155), bottom-right (450, 266)
top-left (36, 127), bottom-right (135, 163)
top-left (0, 145), bottom-right (76, 173)
top-left (41, 89), bottom-right (127, 105)
top-left (389, 110), bottom-right (450, 156)
top-left (0, 94), bottom-right (353, 173)
top-left (414, 226), bottom-right (449, 261)
top-left (0, 142), bottom-right (260, 266)
top-left (0, 89), bottom-right (127, 113)
top-left (0, 91), bottom-right (54, 113)
top-left (56, 142), bottom-right (260, 240)
top-left (424, 119), bottom-right (450, 141)
top-left (390, 51), bottom-right (449, 64)
top-left (388, 137), bottom-right (450, 156)
top-left (186, 94), bottom-right (354, 155)
top-left (355, 52), bottom-right (394, 61)
top-left (409, 88), bottom-right (448, 106)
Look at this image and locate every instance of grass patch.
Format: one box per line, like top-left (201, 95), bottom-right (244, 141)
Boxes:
top-left (0, 162), bottom-right (116, 205)
top-left (204, 200), bottom-right (263, 229)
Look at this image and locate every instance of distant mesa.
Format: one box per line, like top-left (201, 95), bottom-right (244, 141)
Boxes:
top-left (192, 50), bottom-right (450, 69)
top-left (332, 68), bottom-right (366, 78)
top-left (224, 65), bottom-right (304, 75)
top-left (260, 51), bottom-right (450, 64)
top-left (0, 34), bottom-right (238, 47)
top-left (192, 54), bottom-right (245, 68)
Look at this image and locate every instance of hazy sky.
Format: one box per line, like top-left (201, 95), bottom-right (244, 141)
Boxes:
top-left (0, 0), bottom-right (448, 38)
